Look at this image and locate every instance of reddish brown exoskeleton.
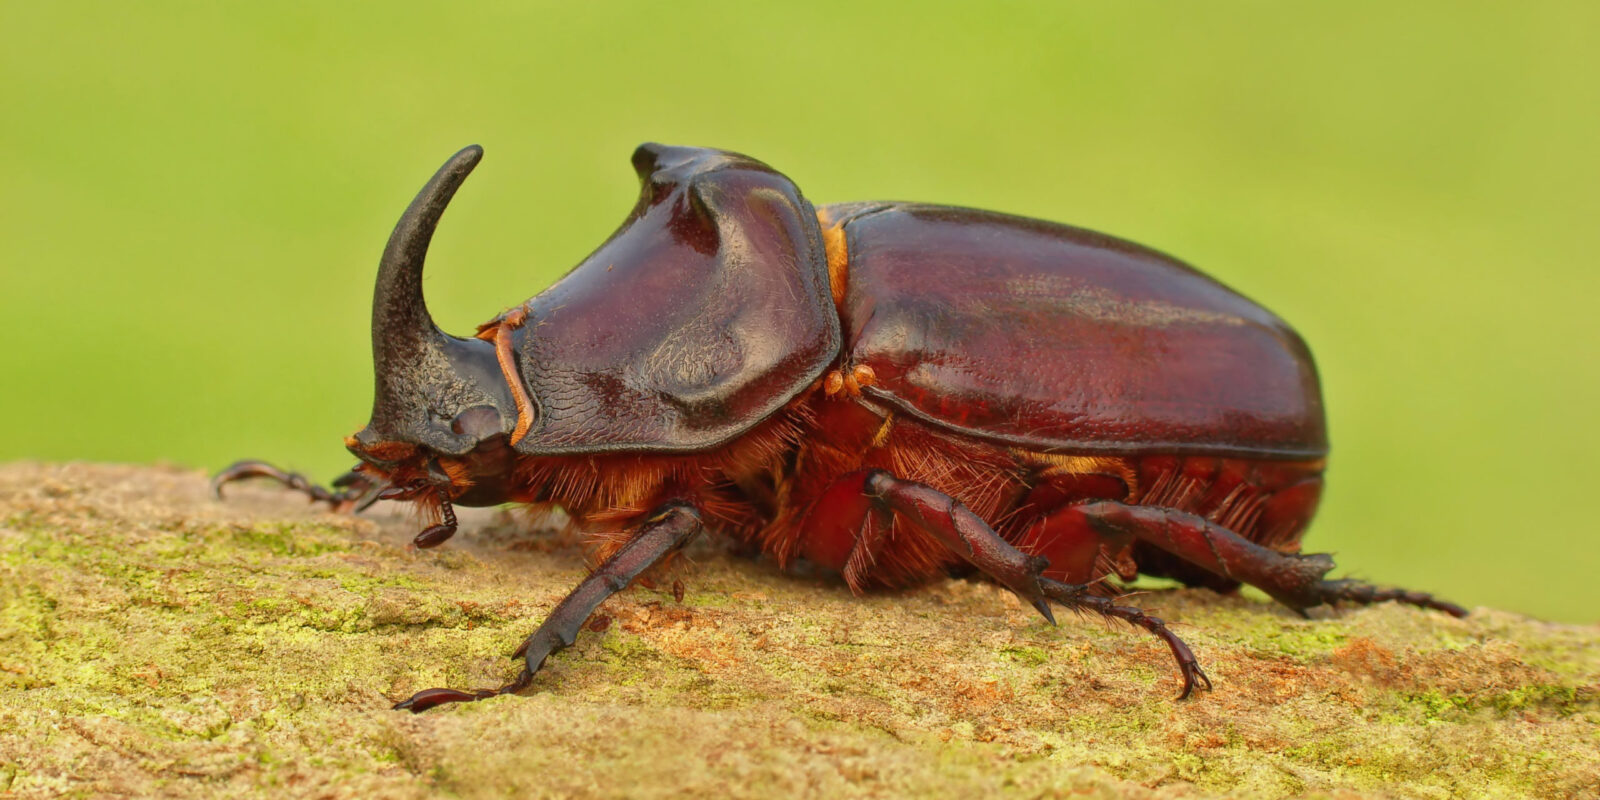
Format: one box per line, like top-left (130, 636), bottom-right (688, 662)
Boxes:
top-left (215, 144), bottom-right (1464, 713)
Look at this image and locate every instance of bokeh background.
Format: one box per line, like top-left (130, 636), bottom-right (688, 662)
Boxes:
top-left (3, 3), bottom-right (1595, 622)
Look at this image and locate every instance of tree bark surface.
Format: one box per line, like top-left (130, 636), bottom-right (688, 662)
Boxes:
top-left (1, 463), bottom-right (1596, 799)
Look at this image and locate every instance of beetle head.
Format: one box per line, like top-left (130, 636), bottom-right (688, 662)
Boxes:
top-left (346, 146), bottom-right (518, 502)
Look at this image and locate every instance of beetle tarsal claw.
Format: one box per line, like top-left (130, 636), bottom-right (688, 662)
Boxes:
top-left (209, 460), bottom-right (373, 511)
top-left (392, 667), bottom-right (536, 714)
top-left (1030, 597), bottom-right (1058, 625)
top-left (1311, 578), bottom-right (1469, 618)
top-left (391, 686), bottom-right (500, 714)
top-left (1035, 576), bottom-right (1211, 700)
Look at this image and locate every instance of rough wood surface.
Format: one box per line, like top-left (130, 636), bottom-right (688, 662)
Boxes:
top-left (1, 463), bottom-right (1596, 799)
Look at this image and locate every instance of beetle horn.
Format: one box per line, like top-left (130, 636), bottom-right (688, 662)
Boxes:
top-left (356, 145), bottom-right (517, 455)
top-left (371, 144), bottom-right (483, 371)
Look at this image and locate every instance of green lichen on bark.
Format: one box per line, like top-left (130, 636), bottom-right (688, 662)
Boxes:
top-left (1, 463), bottom-right (1596, 799)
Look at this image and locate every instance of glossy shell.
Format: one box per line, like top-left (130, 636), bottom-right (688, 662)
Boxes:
top-left (508, 145), bottom-right (840, 455)
top-left (823, 202), bottom-right (1328, 459)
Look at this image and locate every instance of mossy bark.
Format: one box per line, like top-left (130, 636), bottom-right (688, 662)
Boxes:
top-left (2, 463), bottom-right (1596, 799)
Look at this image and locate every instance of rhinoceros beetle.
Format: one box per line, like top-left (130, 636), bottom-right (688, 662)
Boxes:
top-left (215, 143), bottom-right (1465, 713)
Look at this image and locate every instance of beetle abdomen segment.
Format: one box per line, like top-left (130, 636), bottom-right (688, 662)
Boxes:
top-left (757, 393), bottom-right (1325, 591)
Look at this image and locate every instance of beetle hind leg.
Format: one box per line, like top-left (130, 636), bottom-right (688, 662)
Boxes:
top-left (860, 470), bottom-right (1211, 699)
top-left (1069, 500), bottom-right (1467, 618)
top-left (1306, 578), bottom-right (1466, 618)
top-left (1035, 576), bottom-right (1212, 698)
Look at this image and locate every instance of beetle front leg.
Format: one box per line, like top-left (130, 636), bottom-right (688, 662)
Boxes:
top-left (1072, 501), bottom-right (1467, 618)
top-left (212, 460), bottom-right (382, 513)
top-left (862, 471), bottom-right (1211, 699)
top-left (392, 502), bottom-right (705, 713)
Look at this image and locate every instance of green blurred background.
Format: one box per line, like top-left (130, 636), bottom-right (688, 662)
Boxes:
top-left (3, 3), bottom-right (1596, 622)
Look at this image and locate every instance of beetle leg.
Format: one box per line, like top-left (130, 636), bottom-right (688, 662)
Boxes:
top-left (1305, 578), bottom-right (1466, 618)
top-left (861, 470), bottom-right (1211, 699)
top-left (1072, 501), bottom-right (1467, 618)
top-left (392, 502), bottom-right (704, 713)
top-left (1035, 577), bottom-right (1213, 698)
top-left (211, 460), bottom-right (381, 513)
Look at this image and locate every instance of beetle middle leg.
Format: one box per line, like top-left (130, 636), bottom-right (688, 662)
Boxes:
top-left (1064, 501), bottom-right (1467, 618)
top-left (860, 470), bottom-right (1212, 699)
top-left (392, 502), bottom-right (705, 713)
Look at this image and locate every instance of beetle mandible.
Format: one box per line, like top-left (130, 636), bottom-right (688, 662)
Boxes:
top-left (215, 144), bottom-right (1465, 713)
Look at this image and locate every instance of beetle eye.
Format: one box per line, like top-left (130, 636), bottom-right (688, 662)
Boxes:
top-left (450, 405), bottom-right (504, 439)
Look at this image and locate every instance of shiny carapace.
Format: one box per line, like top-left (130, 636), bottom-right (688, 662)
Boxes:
top-left (216, 144), bottom-right (1464, 713)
